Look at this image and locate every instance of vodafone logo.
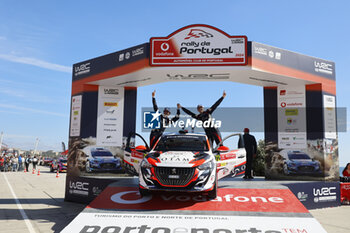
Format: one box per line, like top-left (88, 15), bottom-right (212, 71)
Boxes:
top-left (161, 43), bottom-right (169, 51)
top-left (281, 102), bottom-right (286, 108)
top-left (111, 191), bottom-right (152, 204)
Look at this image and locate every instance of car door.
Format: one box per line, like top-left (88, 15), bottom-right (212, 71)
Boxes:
top-left (123, 132), bottom-right (150, 175)
top-left (213, 133), bottom-right (246, 180)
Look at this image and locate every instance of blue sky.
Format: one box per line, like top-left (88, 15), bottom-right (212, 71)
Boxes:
top-left (0, 1), bottom-right (349, 166)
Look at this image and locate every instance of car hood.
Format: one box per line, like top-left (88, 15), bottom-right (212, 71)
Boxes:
top-left (154, 151), bottom-right (209, 167)
top-left (92, 156), bottom-right (118, 161)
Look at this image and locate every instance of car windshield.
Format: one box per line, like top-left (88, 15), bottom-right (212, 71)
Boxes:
top-left (288, 152), bottom-right (310, 160)
top-left (91, 150), bottom-right (113, 157)
top-left (154, 135), bottom-right (209, 152)
top-left (60, 159), bottom-right (67, 163)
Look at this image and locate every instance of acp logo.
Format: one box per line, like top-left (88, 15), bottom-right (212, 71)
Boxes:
top-left (143, 110), bottom-right (161, 129)
top-left (184, 29), bottom-right (214, 40)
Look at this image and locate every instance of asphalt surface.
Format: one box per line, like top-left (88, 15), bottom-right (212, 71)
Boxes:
top-left (0, 166), bottom-right (349, 233)
top-left (0, 166), bottom-right (85, 233)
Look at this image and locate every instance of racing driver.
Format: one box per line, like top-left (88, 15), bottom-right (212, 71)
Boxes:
top-left (178, 90), bottom-right (226, 147)
top-left (149, 90), bottom-right (181, 148)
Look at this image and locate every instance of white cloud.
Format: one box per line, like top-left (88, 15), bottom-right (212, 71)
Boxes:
top-left (0, 103), bottom-right (66, 117)
top-left (0, 53), bottom-right (71, 73)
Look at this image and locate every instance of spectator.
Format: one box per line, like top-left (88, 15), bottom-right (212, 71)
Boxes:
top-left (25, 155), bottom-right (31, 172)
top-left (343, 163), bottom-right (350, 177)
top-left (0, 156), bottom-right (4, 172)
top-left (18, 154), bottom-right (23, 171)
top-left (4, 156), bottom-right (10, 172)
top-left (238, 128), bottom-right (257, 179)
top-left (11, 156), bottom-right (18, 172)
top-left (32, 155), bottom-right (38, 170)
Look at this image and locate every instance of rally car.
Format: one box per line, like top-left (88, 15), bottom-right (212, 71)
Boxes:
top-left (81, 147), bottom-right (123, 173)
top-left (124, 131), bottom-right (246, 198)
top-left (50, 157), bottom-right (68, 173)
top-left (280, 150), bottom-right (322, 176)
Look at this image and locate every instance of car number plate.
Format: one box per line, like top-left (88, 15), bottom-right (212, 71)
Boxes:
top-left (168, 175), bottom-right (180, 179)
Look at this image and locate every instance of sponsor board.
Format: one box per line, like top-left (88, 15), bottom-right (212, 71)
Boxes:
top-left (285, 182), bottom-right (340, 209)
top-left (251, 42), bottom-right (335, 80)
top-left (70, 95), bottom-right (82, 137)
top-left (62, 213), bottom-right (326, 233)
top-left (96, 86), bottom-right (124, 146)
top-left (150, 24), bottom-right (247, 66)
top-left (65, 176), bottom-right (116, 204)
top-left (323, 95), bottom-right (336, 139)
top-left (277, 86), bottom-right (306, 149)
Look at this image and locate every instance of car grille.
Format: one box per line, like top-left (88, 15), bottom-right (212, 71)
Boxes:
top-left (298, 166), bottom-right (314, 172)
top-left (100, 163), bottom-right (116, 169)
top-left (154, 167), bottom-right (195, 186)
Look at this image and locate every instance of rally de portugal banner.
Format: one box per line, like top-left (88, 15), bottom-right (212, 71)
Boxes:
top-left (150, 24), bottom-right (247, 66)
top-left (63, 213), bottom-right (326, 233)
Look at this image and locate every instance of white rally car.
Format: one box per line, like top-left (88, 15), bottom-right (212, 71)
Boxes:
top-left (123, 131), bottom-right (246, 199)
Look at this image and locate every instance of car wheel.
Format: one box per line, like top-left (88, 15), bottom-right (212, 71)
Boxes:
top-left (283, 164), bottom-right (290, 175)
top-left (208, 176), bottom-right (218, 199)
top-left (85, 161), bottom-right (91, 173)
top-left (139, 187), bottom-right (150, 197)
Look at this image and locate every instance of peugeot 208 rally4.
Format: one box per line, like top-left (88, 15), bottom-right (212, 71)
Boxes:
top-left (138, 132), bottom-right (218, 198)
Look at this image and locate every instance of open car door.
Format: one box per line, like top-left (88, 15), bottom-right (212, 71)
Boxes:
top-left (214, 133), bottom-right (247, 180)
top-left (123, 132), bottom-right (150, 176)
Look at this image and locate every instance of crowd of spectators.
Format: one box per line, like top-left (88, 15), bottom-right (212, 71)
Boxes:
top-left (0, 153), bottom-right (39, 172)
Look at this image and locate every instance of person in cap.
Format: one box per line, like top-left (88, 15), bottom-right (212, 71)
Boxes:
top-left (238, 128), bottom-right (257, 179)
top-left (149, 90), bottom-right (180, 148)
top-left (178, 91), bottom-right (226, 147)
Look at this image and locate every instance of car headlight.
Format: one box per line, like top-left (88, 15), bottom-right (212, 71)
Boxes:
top-left (197, 160), bottom-right (214, 170)
top-left (140, 160), bottom-right (152, 169)
top-left (92, 159), bottom-right (100, 164)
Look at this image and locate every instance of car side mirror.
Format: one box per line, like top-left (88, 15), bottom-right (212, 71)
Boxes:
top-left (217, 146), bottom-right (229, 153)
top-left (135, 145), bottom-right (148, 153)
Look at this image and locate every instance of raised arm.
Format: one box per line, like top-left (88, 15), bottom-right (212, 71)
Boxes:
top-left (171, 104), bottom-right (181, 122)
top-left (178, 103), bottom-right (197, 119)
top-left (208, 91), bottom-right (226, 114)
top-left (152, 90), bottom-right (158, 112)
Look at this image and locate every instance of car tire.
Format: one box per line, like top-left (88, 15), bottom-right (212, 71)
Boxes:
top-left (85, 161), bottom-right (91, 173)
top-left (208, 176), bottom-right (218, 199)
top-left (139, 187), bottom-right (150, 197)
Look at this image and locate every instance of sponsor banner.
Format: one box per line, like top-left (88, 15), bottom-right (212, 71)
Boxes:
top-left (277, 86), bottom-right (307, 149)
top-left (341, 183), bottom-right (350, 204)
top-left (284, 181), bottom-right (340, 209)
top-left (323, 95), bottom-right (337, 139)
top-left (96, 86), bottom-right (124, 146)
top-left (141, 107), bottom-right (347, 133)
top-left (70, 95), bottom-right (82, 137)
top-left (252, 42), bottom-right (335, 80)
top-left (62, 212), bottom-right (326, 233)
top-left (72, 43), bottom-right (148, 81)
top-left (88, 186), bottom-right (308, 213)
top-left (150, 24), bottom-right (247, 66)
top-left (65, 176), bottom-right (116, 204)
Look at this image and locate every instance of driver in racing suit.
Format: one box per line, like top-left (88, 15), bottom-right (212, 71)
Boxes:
top-left (178, 91), bottom-right (226, 147)
top-left (150, 90), bottom-right (180, 149)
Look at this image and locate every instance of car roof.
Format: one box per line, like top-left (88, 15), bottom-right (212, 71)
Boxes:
top-left (161, 132), bottom-right (207, 137)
